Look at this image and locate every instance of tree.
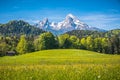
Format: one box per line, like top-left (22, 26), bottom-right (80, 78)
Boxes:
top-left (69, 35), bottom-right (80, 48)
top-left (16, 35), bottom-right (28, 54)
top-left (0, 42), bottom-right (9, 56)
top-left (27, 41), bottom-right (35, 52)
top-left (80, 38), bottom-right (86, 49)
top-left (86, 36), bottom-right (94, 50)
top-left (93, 38), bottom-right (102, 52)
top-left (34, 38), bottom-right (42, 51)
top-left (101, 38), bottom-right (109, 53)
top-left (34, 32), bottom-right (58, 50)
top-left (58, 34), bottom-right (71, 48)
top-left (109, 35), bottom-right (120, 54)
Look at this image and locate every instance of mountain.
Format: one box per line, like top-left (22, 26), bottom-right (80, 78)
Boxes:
top-left (56, 14), bottom-right (89, 31)
top-left (0, 20), bottom-right (45, 36)
top-left (35, 14), bottom-right (106, 35)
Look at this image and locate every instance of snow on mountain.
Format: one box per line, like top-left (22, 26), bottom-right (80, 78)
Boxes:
top-left (37, 18), bottom-right (50, 30)
top-left (35, 14), bottom-right (105, 35)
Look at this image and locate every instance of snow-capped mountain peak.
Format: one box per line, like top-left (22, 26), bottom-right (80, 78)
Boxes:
top-left (35, 14), bottom-right (105, 35)
top-left (66, 13), bottom-right (76, 19)
top-left (43, 18), bottom-right (49, 25)
top-left (38, 18), bottom-right (50, 29)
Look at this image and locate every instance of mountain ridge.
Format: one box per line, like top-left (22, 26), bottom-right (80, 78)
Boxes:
top-left (35, 14), bottom-right (106, 35)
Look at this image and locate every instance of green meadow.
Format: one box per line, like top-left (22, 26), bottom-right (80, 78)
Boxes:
top-left (0, 49), bottom-right (120, 80)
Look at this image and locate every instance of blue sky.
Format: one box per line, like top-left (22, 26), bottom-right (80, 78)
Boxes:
top-left (0, 0), bottom-right (120, 30)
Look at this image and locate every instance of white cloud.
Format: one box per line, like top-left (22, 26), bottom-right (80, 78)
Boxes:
top-left (81, 14), bottom-right (120, 22)
top-left (79, 13), bottom-right (120, 30)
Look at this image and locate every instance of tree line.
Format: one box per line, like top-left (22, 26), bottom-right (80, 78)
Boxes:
top-left (0, 31), bottom-right (120, 56)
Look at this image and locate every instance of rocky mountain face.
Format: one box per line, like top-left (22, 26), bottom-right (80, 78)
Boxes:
top-left (35, 14), bottom-right (106, 35)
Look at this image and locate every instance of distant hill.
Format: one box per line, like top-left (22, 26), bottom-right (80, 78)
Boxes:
top-left (65, 29), bottom-right (120, 38)
top-left (105, 29), bottom-right (120, 37)
top-left (65, 30), bottom-right (105, 38)
top-left (0, 20), bottom-right (45, 36)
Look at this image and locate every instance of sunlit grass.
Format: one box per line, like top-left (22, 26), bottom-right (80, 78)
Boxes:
top-left (0, 49), bottom-right (120, 80)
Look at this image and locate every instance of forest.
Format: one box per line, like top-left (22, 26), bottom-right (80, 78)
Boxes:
top-left (0, 20), bottom-right (120, 56)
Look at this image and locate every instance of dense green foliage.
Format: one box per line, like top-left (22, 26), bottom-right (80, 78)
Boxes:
top-left (0, 20), bottom-right (45, 56)
top-left (0, 30), bottom-right (120, 56)
top-left (66, 30), bottom-right (105, 38)
top-left (66, 29), bottom-right (120, 38)
top-left (0, 49), bottom-right (120, 80)
top-left (16, 35), bottom-right (28, 54)
top-left (105, 29), bottom-right (120, 37)
top-left (34, 32), bottom-right (58, 50)
top-left (0, 20), bottom-right (44, 36)
top-left (58, 34), bottom-right (80, 49)
top-left (0, 42), bottom-right (9, 56)
top-left (65, 29), bottom-right (120, 54)
top-left (0, 36), bottom-right (19, 56)
top-left (0, 20), bottom-right (119, 56)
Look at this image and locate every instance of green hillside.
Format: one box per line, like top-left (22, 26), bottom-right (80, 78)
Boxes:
top-left (65, 29), bottom-right (120, 38)
top-left (0, 49), bottom-right (120, 65)
top-left (0, 49), bottom-right (120, 80)
top-left (0, 20), bottom-right (45, 36)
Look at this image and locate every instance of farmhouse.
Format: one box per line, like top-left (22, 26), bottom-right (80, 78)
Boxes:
top-left (6, 51), bottom-right (16, 56)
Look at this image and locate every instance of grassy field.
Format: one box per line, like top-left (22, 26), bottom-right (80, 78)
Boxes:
top-left (0, 49), bottom-right (120, 80)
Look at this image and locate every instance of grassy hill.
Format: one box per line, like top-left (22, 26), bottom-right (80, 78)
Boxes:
top-left (0, 49), bottom-right (120, 80)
